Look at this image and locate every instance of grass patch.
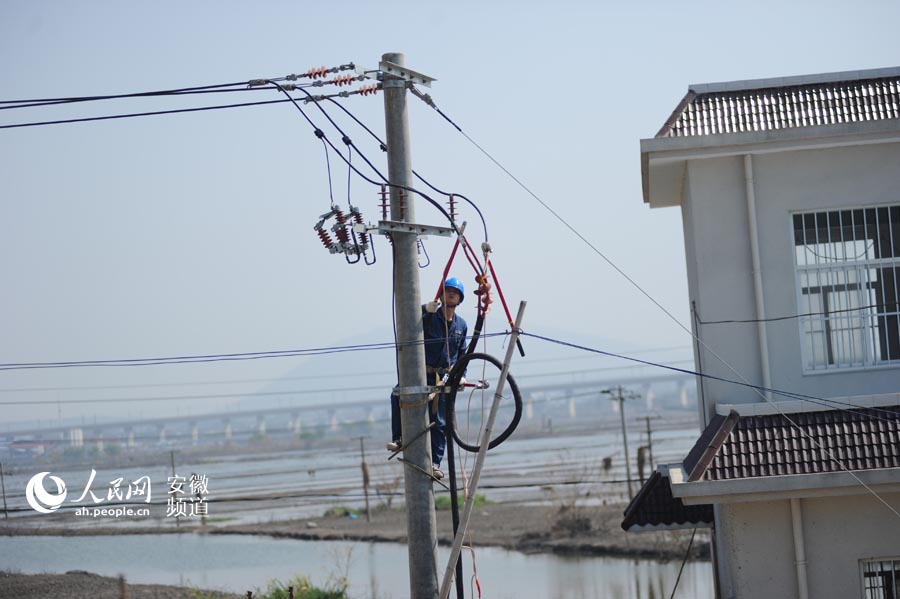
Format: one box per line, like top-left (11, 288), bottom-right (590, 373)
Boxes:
top-left (203, 516), bottom-right (237, 524)
top-left (323, 506), bottom-right (361, 518)
top-left (434, 494), bottom-right (491, 511)
top-left (255, 575), bottom-right (348, 599)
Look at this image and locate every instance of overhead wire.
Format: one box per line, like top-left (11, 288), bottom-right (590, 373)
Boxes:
top-left (522, 332), bottom-right (900, 424)
top-left (5, 70), bottom-right (897, 516)
top-left (697, 301), bottom-right (898, 325)
top-left (324, 96), bottom-right (489, 242)
top-left (2, 330), bottom-right (897, 423)
top-left (266, 81), bottom-right (461, 236)
top-left (419, 93), bottom-right (900, 520)
top-left (0, 98), bottom-right (293, 130)
top-left (0, 84), bottom-right (284, 111)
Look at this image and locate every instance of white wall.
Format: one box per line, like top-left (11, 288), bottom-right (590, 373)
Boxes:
top-left (681, 142), bottom-right (900, 422)
top-left (716, 500), bottom-right (797, 598)
top-left (717, 491), bottom-right (900, 598)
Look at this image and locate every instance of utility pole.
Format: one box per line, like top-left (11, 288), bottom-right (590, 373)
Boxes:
top-left (357, 436), bottom-right (371, 522)
top-left (382, 51), bottom-right (439, 598)
top-left (636, 415), bottom-right (660, 470)
top-left (603, 386), bottom-right (637, 499)
top-left (170, 451), bottom-right (179, 529)
top-left (0, 462), bottom-right (8, 522)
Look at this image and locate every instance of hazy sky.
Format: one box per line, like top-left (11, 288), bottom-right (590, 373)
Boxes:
top-left (2, 1), bottom-right (899, 427)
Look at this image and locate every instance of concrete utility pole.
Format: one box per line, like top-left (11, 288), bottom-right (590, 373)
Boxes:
top-left (382, 52), bottom-right (439, 598)
top-left (0, 462), bottom-right (8, 522)
top-left (358, 436), bottom-right (371, 523)
top-left (636, 415), bottom-right (660, 471)
top-left (603, 386), bottom-right (637, 499)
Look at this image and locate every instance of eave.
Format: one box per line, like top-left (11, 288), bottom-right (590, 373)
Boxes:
top-left (641, 119), bottom-right (900, 208)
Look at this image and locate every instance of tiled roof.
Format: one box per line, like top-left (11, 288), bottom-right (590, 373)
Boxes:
top-left (621, 470), bottom-right (713, 532)
top-left (621, 404), bottom-right (900, 532)
top-left (657, 69), bottom-right (900, 138)
top-left (694, 406), bottom-right (900, 481)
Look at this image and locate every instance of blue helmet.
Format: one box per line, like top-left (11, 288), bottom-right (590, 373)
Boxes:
top-left (444, 277), bottom-right (465, 303)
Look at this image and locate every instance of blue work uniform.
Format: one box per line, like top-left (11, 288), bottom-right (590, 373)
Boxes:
top-left (391, 305), bottom-right (467, 467)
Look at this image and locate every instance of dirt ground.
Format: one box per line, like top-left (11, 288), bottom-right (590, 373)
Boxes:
top-left (0, 571), bottom-right (241, 599)
top-left (216, 501), bottom-right (708, 561)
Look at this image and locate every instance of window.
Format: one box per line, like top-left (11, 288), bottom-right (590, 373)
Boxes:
top-left (862, 557), bottom-right (900, 599)
top-left (793, 205), bottom-right (900, 371)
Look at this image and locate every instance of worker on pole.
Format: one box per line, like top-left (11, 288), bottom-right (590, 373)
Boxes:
top-left (390, 277), bottom-right (468, 479)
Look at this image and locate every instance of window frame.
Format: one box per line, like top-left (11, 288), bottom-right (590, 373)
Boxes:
top-left (861, 556), bottom-right (900, 599)
top-left (792, 204), bottom-right (900, 373)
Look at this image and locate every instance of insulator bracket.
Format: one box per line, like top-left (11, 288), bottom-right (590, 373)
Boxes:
top-left (353, 220), bottom-right (453, 238)
top-left (377, 61), bottom-right (435, 88)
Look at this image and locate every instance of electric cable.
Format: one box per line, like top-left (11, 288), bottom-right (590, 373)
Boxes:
top-left (3, 330), bottom-right (896, 424)
top-left (522, 332), bottom-right (900, 424)
top-left (266, 81), bottom-right (461, 236)
top-left (0, 84), bottom-right (283, 111)
top-left (0, 81), bottom-right (260, 106)
top-left (668, 528), bottom-right (697, 599)
top-left (324, 96), bottom-right (489, 242)
top-left (0, 343), bottom-right (396, 370)
top-left (697, 301), bottom-right (899, 325)
top-left (422, 97), bottom-right (900, 519)
top-left (0, 98), bottom-right (293, 130)
top-left (444, 352), bottom-right (522, 452)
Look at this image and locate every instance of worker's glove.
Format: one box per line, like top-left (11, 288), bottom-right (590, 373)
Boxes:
top-left (457, 377), bottom-right (467, 390)
top-left (425, 301), bottom-right (439, 313)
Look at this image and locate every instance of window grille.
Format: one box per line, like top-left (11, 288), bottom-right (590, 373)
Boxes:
top-left (793, 205), bottom-right (900, 371)
top-left (862, 558), bottom-right (900, 599)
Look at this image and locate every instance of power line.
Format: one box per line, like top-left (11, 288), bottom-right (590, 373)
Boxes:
top-left (697, 301), bottom-right (899, 325)
top-left (420, 95), bottom-right (900, 520)
top-left (0, 340), bottom-right (399, 371)
top-left (269, 82), bottom-right (465, 236)
top-left (0, 383), bottom-right (389, 406)
top-left (0, 98), bottom-right (293, 130)
top-left (0, 82), bottom-right (281, 111)
top-left (522, 332), bottom-right (900, 425)
top-left (324, 96), bottom-right (489, 242)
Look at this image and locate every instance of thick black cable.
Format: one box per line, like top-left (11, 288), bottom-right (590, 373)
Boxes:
top-left (0, 81), bottom-right (256, 106)
top-left (267, 82), bottom-right (461, 236)
top-left (297, 87), bottom-right (465, 237)
top-left (0, 98), bottom-right (292, 130)
top-left (445, 352), bottom-right (522, 453)
top-left (324, 97), bottom-right (489, 242)
top-left (0, 85), bottom-right (283, 111)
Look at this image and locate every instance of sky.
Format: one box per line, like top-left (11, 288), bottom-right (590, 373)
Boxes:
top-left (2, 0), bottom-right (899, 428)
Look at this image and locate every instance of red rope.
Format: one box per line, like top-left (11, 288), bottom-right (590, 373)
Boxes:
top-left (435, 236), bottom-right (462, 301)
top-left (488, 259), bottom-right (514, 326)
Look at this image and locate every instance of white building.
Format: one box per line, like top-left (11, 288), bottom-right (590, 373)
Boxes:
top-left (625, 67), bottom-right (900, 598)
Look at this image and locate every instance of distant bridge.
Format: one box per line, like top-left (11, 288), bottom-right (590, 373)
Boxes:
top-left (1, 371), bottom-right (695, 452)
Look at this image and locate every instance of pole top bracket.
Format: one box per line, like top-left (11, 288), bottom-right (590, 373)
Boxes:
top-left (378, 61), bottom-right (436, 88)
top-left (354, 220), bottom-right (454, 238)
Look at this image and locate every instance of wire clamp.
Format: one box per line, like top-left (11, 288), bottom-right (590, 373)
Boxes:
top-left (393, 385), bottom-right (441, 397)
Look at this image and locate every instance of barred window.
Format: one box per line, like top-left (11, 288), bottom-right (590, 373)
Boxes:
top-left (793, 205), bottom-right (900, 371)
top-left (862, 557), bottom-right (900, 599)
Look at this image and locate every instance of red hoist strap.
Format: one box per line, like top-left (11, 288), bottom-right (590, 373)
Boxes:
top-left (435, 236), bottom-right (463, 301)
top-left (436, 233), bottom-right (515, 326)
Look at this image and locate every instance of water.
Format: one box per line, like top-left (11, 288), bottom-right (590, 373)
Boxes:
top-left (0, 534), bottom-right (713, 598)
